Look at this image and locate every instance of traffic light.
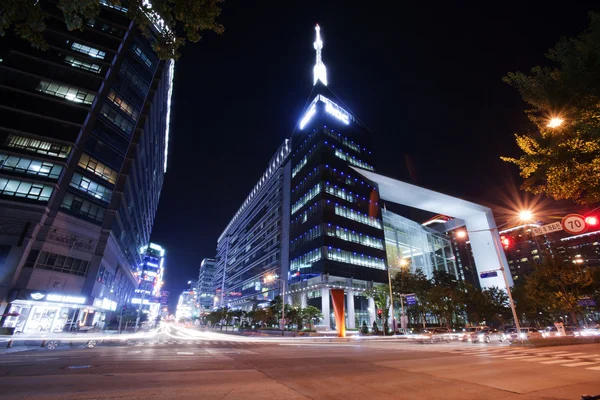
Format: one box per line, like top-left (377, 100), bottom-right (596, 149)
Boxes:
top-left (500, 235), bottom-right (511, 249)
top-left (377, 309), bottom-right (383, 319)
top-left (585, 216), bottom-right (598, 227)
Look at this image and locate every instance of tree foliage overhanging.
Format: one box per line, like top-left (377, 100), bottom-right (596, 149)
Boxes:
top-left (502, 12), bottom-right (600, 205)
top-left (0, 0), bottom-right (224, 60)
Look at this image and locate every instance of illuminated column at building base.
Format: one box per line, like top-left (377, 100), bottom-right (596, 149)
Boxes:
top-left (331, 289), bottom-right (345, 338)
top-left (346, 289), bottom-right (355, 329)
top-left (321, 287), bottom-right (331, 329)
top-left (301, 292), bottom-right (307, 309)
top-left (368, 297), bottom-right (376, 325)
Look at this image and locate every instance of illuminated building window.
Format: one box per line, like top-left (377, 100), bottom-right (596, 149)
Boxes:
top-left (292, 156), bottom-right (307, 178)
top-left (64, 55), bottom-right (102, 74)
top-left (324, 247), bottom-right (385, 270)
top-left (71, 42), bottom-right (106, 59)
top-left (78, 153), bottom-right (118, 184)
top-left (290, 248), bottom-right (322, 271)
top-left (324, 182), bottom-right (358, 203)
top-left (324, 129), bottom-right (361, 153)
top-left (36, 80), bottom-right (95, 105)
top-left (70, 172), bottom-right (112, 202)
top-left (334, 205), bottom-right (382, 229)
top-left (0, 178), bottom-right (54, 201)
top-left (61, 192), bottom-right (106, 223)
top-left (290, 225), bottom-right (322, 251)
top-left (292, 183), bottom-right (321, 214)
top-left (107, 90), bottom-right (139, 121)
top-left (0, 153), bottom-right (63, 179)
top-left (132, 43), bottom-right (154, 69)
top-left (100, 0), bottom-right (128, 12)
top-left (334, 149), bottom-right (374, 171)
top-left (5, 135), bottom-right (71, 159)
top-left (324, 224), bottom-right (383, 249)
top-left (100, 103), bottom-right (136, 134)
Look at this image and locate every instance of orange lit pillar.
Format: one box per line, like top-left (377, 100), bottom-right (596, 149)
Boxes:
top-left (330, 289), bottom-right (345, 337)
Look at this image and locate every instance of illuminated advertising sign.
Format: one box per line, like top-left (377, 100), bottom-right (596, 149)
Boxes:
top-left (46, 293), bottom-right (86, 304)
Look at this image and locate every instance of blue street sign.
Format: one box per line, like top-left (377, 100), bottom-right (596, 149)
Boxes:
top-left (479, 271), bottom-right (498, 279)
top-left (406, 295), bottom-right (416, 305)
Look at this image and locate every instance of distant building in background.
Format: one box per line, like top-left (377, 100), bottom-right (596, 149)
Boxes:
top-left (132, 242), bottom-right (165, 322)
top-left (175, 289), bottom-right (196, 321)
top-left (0, 1), bottom-right (173, 333)
top-left (195, 258), bottom-right (216, 312)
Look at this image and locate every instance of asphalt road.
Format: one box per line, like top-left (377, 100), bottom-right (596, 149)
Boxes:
top-left (1, 324), bottom-right (600, 400)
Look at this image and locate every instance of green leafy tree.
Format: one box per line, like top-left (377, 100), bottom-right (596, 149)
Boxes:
top-left (425, 270), bottom-right (464, 328)
top-left (391, 268), bottom-right (431, 328)
top-left (1, 0), bottom-right (224, 60)
top-left (502, 12), bottom-right (600, 204)
top-left (301, 306), bottom-right (321, 330)
top-left (525, 255), bottom-right (593, 325)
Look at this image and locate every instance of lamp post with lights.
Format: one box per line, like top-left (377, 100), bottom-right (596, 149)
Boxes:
top-left (264, 274), bottom-right (286, 336)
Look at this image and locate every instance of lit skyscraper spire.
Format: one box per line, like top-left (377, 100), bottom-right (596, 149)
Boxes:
top-left (313, 24), bottom-right (328, 86)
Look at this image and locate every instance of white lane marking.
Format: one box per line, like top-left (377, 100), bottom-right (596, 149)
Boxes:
top-left (586, 365), bottom-right (600, 371)
top-left (279, 344), bottom-right (361, 347)
top-left (503, 355), bottom-right (538, 360)
top-left (557, 352), bottom-right (587, 357)
top-left (561, 361), bottom-right (598, 367)
top-left (176, 352), bottom-right (194, 355)
top-left (523, 357), bottom-right (551, 362)
top-left (126, 351), bottom-right (142, 354)
top-left (541, 359), bottom-right (569, 364)
top-left (35, 358), bottom-right (59, 361)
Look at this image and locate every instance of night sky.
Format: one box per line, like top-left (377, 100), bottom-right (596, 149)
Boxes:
top-left (150, 1), bottom-right (599, 309)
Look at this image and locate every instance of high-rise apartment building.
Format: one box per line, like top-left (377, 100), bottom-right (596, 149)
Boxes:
top-left (0, 1), bottom-right (173, 333)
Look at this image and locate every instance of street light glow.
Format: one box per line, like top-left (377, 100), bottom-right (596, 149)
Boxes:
top-left (518, 210), bottom-right (533, 222)
top-left (456, 230), bottom-right (467, 239)
top-left (547, 117), bottom-right (564, 128)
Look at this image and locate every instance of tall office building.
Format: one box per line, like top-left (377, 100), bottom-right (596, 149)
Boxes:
top-left (287, 25), bottom-right (387, 328)
top-left (213, 140), bottom-right (291, 310)
top-left (133, 242), bottom-right (165, 322)
top-left (195, 258), bottom-right (217, 311)
top-left (0, 1), bottom-right (173, 333)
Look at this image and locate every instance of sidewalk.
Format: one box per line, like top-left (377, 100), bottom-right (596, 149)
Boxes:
top-left (0, 345), bottom-right (42, 355)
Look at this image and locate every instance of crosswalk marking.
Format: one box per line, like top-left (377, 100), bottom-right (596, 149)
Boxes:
top-left (586, 365), bottom-right (600, 371)
top-left (503, 355), bottom-right (540, 360)
top-left (540, 359), bottom-right (569, 364)
top-left (561, 361), bottom-right (598, 367)
top-left (524, 357), bottom-right (550, 362)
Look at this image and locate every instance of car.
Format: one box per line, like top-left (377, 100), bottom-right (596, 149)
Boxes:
top-left (471, 328), bottom-right (506, 343)
top-left (541, 326), bottom-right (580, 338)
top-left (579, 327), bottom-right (600, 337)
top-left (508, 327), bottom-right (543, 341)
top-left (413, 327), bottom-right (454, 344)
top-left (459, 326), bottom-right (488, 342)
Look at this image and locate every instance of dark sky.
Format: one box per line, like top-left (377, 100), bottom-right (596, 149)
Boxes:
top-left (150, 1), bottom-right (599, 309)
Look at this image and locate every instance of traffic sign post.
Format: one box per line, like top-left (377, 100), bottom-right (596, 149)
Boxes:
top-left (561, 214), bottom-right (587, 235)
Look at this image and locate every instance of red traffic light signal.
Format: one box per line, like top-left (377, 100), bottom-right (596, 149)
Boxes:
top-left (500, 235), bottom-right (511, 248)
top-left (585, 216), bottom-right (598, 226)
top-left (377, 309), bottom-right (383, 315)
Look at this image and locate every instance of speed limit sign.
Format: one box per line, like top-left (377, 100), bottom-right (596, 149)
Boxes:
top-left (561, 214), bottom-right (587, 235)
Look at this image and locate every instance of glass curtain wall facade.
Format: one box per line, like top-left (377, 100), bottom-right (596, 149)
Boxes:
top-left (382, 209), bottom-right (458, 279)
top-left (212, 140), bottom-right (291, 310)
top-left (0, 1), bottom-right (173, 331)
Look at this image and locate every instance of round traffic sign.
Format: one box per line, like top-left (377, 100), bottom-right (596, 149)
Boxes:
top-left (561, 214), bottom-right (587, 235)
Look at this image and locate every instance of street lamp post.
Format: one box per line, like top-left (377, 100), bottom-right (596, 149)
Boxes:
top-left (265, 274), bottom-right (286, 337)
